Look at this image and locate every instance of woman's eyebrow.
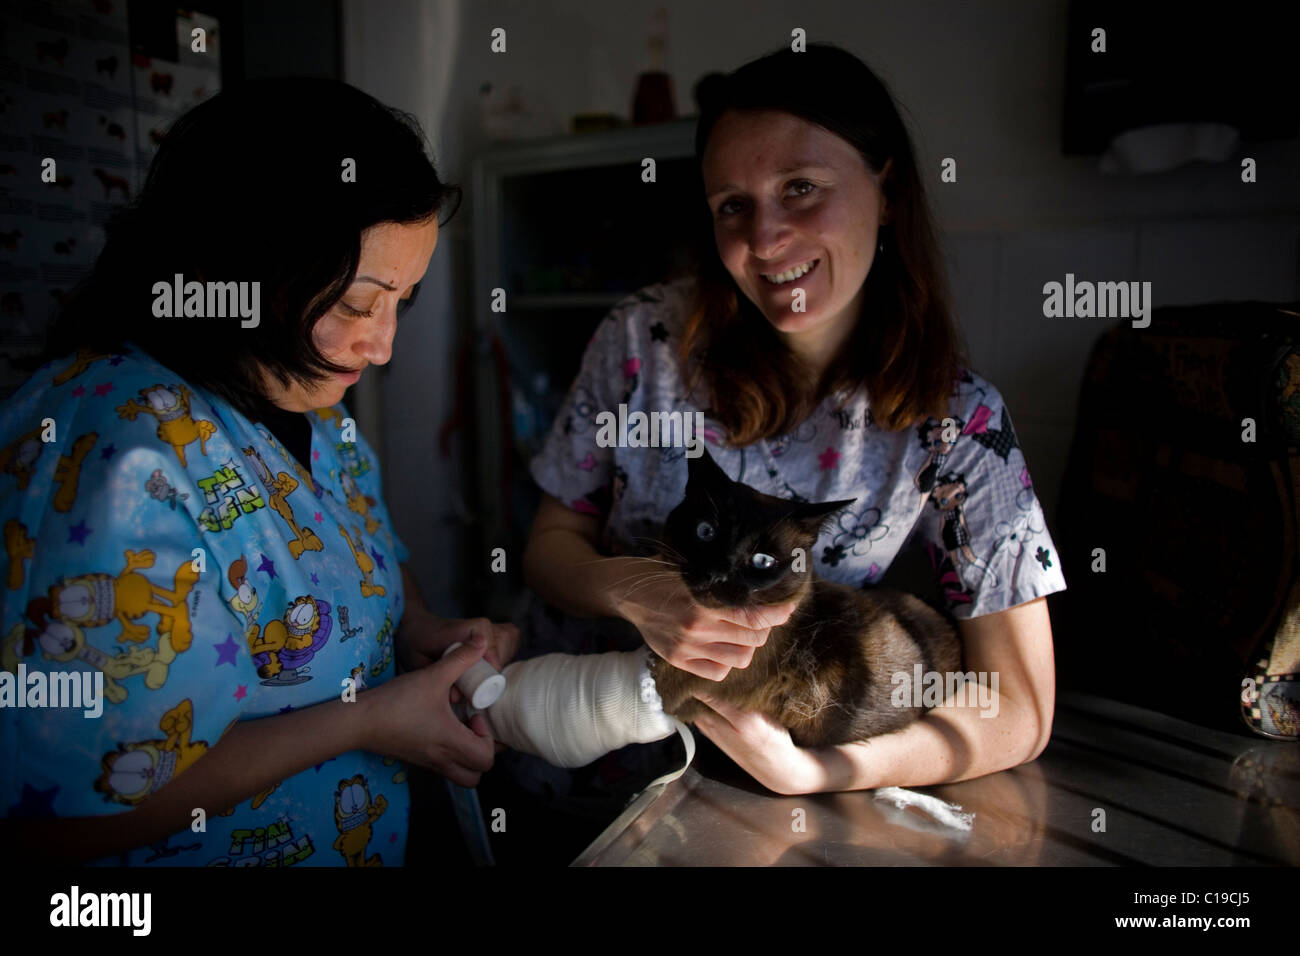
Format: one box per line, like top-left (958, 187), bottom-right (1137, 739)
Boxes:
top-left (774, 162), bottom-right (831, 175)
top-left (354, 275), bottom-right (397, 290)
top-left (706, 163), bottom-right (832, 198)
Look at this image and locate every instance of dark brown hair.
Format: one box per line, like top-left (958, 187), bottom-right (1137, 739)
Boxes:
top-left (42, 77), bottom-right (460, 419)
top-left (681, 44), bottom-right (968, 441)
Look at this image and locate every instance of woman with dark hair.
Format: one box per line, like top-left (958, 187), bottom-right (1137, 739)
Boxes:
top-left (0, 77), bottom-right (517, 864)
top-left (521, 45), bottom-right (1065, 797)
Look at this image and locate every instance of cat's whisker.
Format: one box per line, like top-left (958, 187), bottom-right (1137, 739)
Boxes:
top-left (605, 570), bottom-right (676, 593)
top-left (631, 537), bottom-right (688, 567)
top-left (607, 570), bottom-right (683, 600)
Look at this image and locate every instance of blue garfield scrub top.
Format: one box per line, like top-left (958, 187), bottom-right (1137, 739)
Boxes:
top-left (0, 345), bottom-right (411, 866)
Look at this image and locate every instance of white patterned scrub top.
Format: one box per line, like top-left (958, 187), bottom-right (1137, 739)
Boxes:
top-left (530, 278), bottom-right (1068, 628)
top-left (0, 345), bottom-right (410, 866)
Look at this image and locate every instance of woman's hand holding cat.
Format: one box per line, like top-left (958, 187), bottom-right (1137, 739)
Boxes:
top-left (691, 692), bottom-right (826, 795)
top-left (614, 562), bottom-right (798, 680)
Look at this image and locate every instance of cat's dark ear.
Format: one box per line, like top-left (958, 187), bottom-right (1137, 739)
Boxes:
top-left (685, 442), bottom-right (728, 487)
top-left (788, 498), bottom-right (856, 533)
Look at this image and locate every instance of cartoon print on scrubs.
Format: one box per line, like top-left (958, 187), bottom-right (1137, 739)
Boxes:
top-left (0, 346), bottom-right (411, 865)
top-left (927, 540), bottom-right (971, 608)
top-left (562, 384), bottom-right (601, 438)
top-left (621, 357), bottom-right (641, 404)
top-left (766, 466), bottom-right (808, 503)
top-left (94, 698), bottom-right (209, 806)
top-left (994, 467), bottom-right (1049, 586)
top-left (208, 813), bottom-right (317, 867)
top-left (382, 754), bottom-right (407, 784)
top-left (964, 402), bottom-right (1020, 462)
top-left (769, 421), bottom-right (816, 459)
top-left (52, 432), bottom-right (96, 512)
top-left (315, 406), bottom-right (345, 429)
top-left (927, 471), bottom-right (996, 590)
top-left (3, 600), bottom-right (176, 703)
top-left (116, 384), bottom-right (217, 466)
top-left (145, 469), bottom-right (190, 510)
top-left (341, 471), bottom-right (380, 535)
top-left (5, 518), bottom-right (34, 589)
top-left (821, 504), bottom-right (889, 567)
top-left (0, 425), bottom-right (43, 489)
top-left (339, 524), bottom-right (385, 598)
top-left (142, 834), bottom-right (203, 863)
top-left (39, 548), bottom-right (200, 651)
top-left (247, 594), bottom-right (333, 685)
top-left (333, 436), bottom-right (371, 479)
top-left (51, 348), bottom-right (112, 386)
top-left (915, 416), bottom-right (960, 495)
top-left (226, 554), bottom-right (260, 641)
top-left (195, 458), bottom-right (266, 533)
top-left (332, 773), bottom-right (386, 866)
top-left (338, 605), bottom-right (363, 641)
top-left (241, 444), bottom-right (323, 559)
top-left (369, 611), bottom-right (394, 678)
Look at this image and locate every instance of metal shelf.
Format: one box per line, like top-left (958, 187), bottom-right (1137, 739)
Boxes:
top-left (469, 120), bottom-right (698, 615)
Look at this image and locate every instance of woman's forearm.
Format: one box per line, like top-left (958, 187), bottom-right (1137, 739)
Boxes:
top-left (4, 694), bottom-right (368, 863)
top-left (811, 598), bottom-right (1057, 793)
top-left (523, 525), bottom-right (645, 620)
top-left (812, 687), bottom-right (1049, 792)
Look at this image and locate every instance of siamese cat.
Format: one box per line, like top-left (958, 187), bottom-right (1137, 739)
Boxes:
top-left (651, 448), bottom-right (963, 747)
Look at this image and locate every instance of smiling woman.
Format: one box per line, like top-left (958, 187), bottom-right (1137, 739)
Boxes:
top-left (517, 44), bottom-right (1064, 808)
top-left (686, 45), bottom-right (960, 442)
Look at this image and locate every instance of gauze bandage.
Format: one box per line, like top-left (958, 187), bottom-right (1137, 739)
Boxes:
top-left (875, 786), bottom-right (975, 831)
top-left (484, 648), bottom-right (688, 773)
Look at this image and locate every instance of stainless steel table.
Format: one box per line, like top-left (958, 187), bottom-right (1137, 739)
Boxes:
top-left (573, 692), bottom-right (1299, 866)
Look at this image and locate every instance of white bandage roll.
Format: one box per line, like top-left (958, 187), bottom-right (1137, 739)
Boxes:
top-left (485, 648), bottom-right (676, 768)
top-left (442, 641), bottom-right (507, 709)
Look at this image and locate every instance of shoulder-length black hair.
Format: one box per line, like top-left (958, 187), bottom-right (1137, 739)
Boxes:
top-left (44, 76), bottom-right (460, 417)
top-left (681, 44), bottom-right (967, 441)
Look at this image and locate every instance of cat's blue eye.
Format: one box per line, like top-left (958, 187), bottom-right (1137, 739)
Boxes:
top-left (751, 552), bottom-right (777, 570)
top-left (696, 521), bottom-right (716, 541)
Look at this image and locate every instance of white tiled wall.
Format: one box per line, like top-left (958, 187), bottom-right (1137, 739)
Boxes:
top-left (945, 216), bottom-right (1300, 530)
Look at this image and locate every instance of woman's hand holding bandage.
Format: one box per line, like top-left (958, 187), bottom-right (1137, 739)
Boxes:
top-left (357, 634), bottom-right (497, 787)
top-left (612, 559), bottom-right (797, 681)
top-left (397, 565), bottom-right (520, 673)
top-left (398, 612), bottom-right (520, 673)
